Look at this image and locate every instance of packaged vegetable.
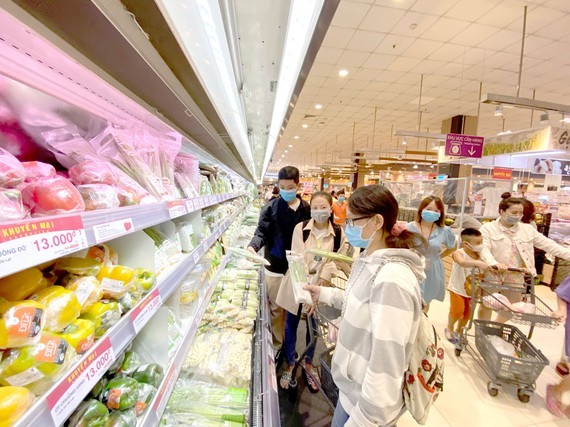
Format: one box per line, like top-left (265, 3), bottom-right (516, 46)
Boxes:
top-left (85, 244), bottom-right (118, 266)
top-left (134, 382), bottom-right (156, 416)
top-left (116, 289), bottom-right (140, 315)
top-left (97, 266), bottom-right (134, 300)
top-left (107, 352), bottom-right (125, 376)
top-left (29, 286), bottom-right (81, 333)
top-left (0, 267), bottom-right (48, 301)
top-left (482, 293), bottom-right (512, 311)
top-left (133, 268), bottom-right (156, 293)
top-left (80, 300), bottom-right (121, 339)
top-left (0, 148), bottom-right (25, 188)
top-left (21, 176), bottom-right (85, 217)
top-left (69, 161), bottom-right (117, 186)
top-left (0, 299), bottom-right (45, 348)
top-left (68, 399), bottom-right (109, 427)
top-left (65, 276), bottom-right (103, 313)
top-left (120, 351), bottom-right (141, 375)
top-left (55, 318), bottom-right (95, 354)
top-left (55, 257), bottom-right (102, 276)
top-left (101, 377), bottom-right (139, 410)
top-left (77, 184), bottom-right (120, 211)
top-left (104, 408), bottom-right (137, 427)
top-left (132, 363), bottom-right (163, 387)
top-left (0, 386), bottom-right (34, 427)
top-left (21, 161), bottom-right (56, 182)
top-left (0, 189), bottom-right (27, 221)
top-left (90, 376), bottom-right (108, 399)
top-left (0, 332), bottom-right (76, 394)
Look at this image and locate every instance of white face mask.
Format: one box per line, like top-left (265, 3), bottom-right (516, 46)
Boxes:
top-left (468, 244), bottom-right (483, 253)
top-left (311, 209), bottom-right (330, 223)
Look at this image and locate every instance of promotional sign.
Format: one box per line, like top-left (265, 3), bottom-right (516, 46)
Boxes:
top-left (131, 289), bottom-right (163, 333)
top-left (483, 127), bottom-right (550, 157)
top-left (445, 133), bottom-right (484, 158)
top-left (492, 167), bottom-right (513, 180)
top-left (532, 158), bottom-right (570, 175)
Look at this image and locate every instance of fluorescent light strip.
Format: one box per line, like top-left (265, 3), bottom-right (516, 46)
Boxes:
top-left (511, 150), bottom-right (566, 158)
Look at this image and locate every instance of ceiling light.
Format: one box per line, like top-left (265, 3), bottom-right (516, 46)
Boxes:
top-left (413, 164), bottom-right (418, 169)
top-left (430, 164), bottom-right (435, 169)
top-left (294, 135), bottom-right (299, 139)
top-left (494, 105), bottom-right (503, 117)
top-left (338, 69), bottom-right (349, 77)
top-left (402, 140), bottom-right (407, 145)
top-left (288, 144), bottom-right (293, 148)
top-left (481, 93), bottom-right (570, 114)
top-left (285, 150), bottom-right (288, 153)
top-left (302, 123), bottom-right (308, 128)
top-left (315, 104), bottom-right (322, 110)
top-left (511, 150), bottom-right (565, 158)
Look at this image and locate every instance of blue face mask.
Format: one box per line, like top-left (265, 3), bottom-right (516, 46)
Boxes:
top-left (338, 196), bottom-right (345, 202)
top-left (280, 188), bottom-right (297, 202)
top-left (345, 218), bottom-right (375, 248)
top-left (421, 210), bottom-right (440, 223)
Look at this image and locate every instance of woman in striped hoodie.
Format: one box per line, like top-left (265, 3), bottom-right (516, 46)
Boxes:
top-left (305, 185), bottom-right (426, 427)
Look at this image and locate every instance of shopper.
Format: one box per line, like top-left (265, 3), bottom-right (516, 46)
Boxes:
top-left (277, 191), bottom-right (345, 393)
top-left (478, 196), bottom-right (570, 320)
top-left (445, 228), bottom-right (489, 343)
top-left (248, 166), bottom-right (311, 349)
top-left (270, 185), bottom-right (280, 200)
top-left (406, 196), bottom-right (456, 311)
top-left (332, 189), bottom-right (348, 226)
top-left (304, 184), bottom-right (426, 427)
top-left (521, 197), bottom-right (537, 229)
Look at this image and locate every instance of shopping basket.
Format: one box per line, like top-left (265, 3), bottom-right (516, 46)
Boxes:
top-left (318, 345), bottom-right (338, 408)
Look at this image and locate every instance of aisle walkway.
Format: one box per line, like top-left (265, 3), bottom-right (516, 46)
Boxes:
top-left (280, 285), bottom-right (568, 427)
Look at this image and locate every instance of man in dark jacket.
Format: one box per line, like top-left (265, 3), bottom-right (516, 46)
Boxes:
top-left (248, 166), bottom-right (310, 349)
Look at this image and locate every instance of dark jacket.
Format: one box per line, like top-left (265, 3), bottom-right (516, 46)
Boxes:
top-left (249, 195), bottom-right (311, 274)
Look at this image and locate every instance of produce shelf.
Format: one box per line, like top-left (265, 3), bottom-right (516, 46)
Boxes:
top-left (0, 192), bottom-right (244, 279)
top-left (12, 207), bottom-right (244, 427)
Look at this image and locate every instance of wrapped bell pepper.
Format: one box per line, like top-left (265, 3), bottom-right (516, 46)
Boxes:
top-left (0, 299), bottom-right (45, 349)
top-left (101, 377), bottom-right (139, 410)
top-left (0, 268), bottom-right (48, 301)
top-left (131, 363), bottom-right (163, 388)
top-left (120, 351), bottom-right (141, 375)
top-left (134, 382), bottom-right (156, 416)
top-left (29, 286), bottom-right (81, 333)
top-left (0, 386), bottom-right (34, 427)
top-left (55, 318), bottom-right (95, 354)
top-left (97, 266), bottom-right (135, 300)
top-left (85, 244), bottom-right (118, 266)
top-left (0, 189), bottom-right (27, 221)
top-left (79, 300), bottom-right (121, 339)
top-left (104, 408), bottom-right (136, 427)
top-left (65, 276), bottom-right (103, 313)
top-left (68, 399), bottom-right (109, 427)
top-left (54, 257), bottom-right (102, 276)
top-left (133, 268), bottom-right (156, 293)
top-left (90, 376), bottom-right (108, 400)
top-left (107, 351), bottom-right (125, 376)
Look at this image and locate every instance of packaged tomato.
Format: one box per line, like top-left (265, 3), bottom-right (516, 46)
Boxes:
top-left (77, 184), bottom-right (120, 211)
top-left (20, 176), bottom-right (85, 217)
top-left (0, 189), bottom-right (28, 221)
top-left (0, 148), bottom-right (25, 188)
top-left (68, 161), bottom-right (116, 186)
top-left (21, 161), bottom-right (56, 182)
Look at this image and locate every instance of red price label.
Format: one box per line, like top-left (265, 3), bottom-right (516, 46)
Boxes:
top-left (131, 289), bottom-right (162, 333)
top-left (153, 363), bottom-right (178, 417)
top-left (168, 200), bottom-right (187, 219)
top-left (47, 338), bottom-right (115, 426)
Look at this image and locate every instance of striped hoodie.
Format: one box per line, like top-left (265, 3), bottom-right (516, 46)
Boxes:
top-left (319, 248), bottom-right (426, 426)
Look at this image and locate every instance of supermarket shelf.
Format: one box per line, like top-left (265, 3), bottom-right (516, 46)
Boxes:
top-left (140, 247), bottom-right (236, 426)
top-left (13, 207), bottom-right (243, 427)
top-left (0, 192), bottom-right (244, 279)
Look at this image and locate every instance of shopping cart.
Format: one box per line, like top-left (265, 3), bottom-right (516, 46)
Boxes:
top-left (454, 267), bottom-right (555, 402)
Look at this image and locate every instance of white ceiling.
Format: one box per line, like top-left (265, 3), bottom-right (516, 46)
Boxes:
top-left (270, 0), bottom-right (570, 171)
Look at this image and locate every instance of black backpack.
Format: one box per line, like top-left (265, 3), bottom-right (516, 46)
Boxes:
top-left (301, 220), bottom-right (342, 253)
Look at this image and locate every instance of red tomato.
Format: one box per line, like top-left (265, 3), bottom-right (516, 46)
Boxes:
top-left (21, 177), bottom-right (85, 216)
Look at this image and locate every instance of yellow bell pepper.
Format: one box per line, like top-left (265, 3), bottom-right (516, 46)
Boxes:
top-left (80, 300), bottom-right (121, 339)
top-left (0, 268), bottom-right (48, 301)
top-left (0, 386), bottom-right (34, 427)
top-left (29, 286), bottom-right (81, 333)
top-left (65, 276), bottom-right (103, 313)
top-left (54, 257), bottom-right (102, 276)
top-left (56, 319), bottom-right (95, 354)
top-left (0, 299), bottom-right (45, 349)
top-left (96, 266), bottom-right (134, 299)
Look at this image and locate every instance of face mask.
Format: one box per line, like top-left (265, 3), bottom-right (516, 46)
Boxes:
top-left (421, 210), bottom-right (440, 223)
top-left (504, 214), bottom-right (522, 225)
top-left (468, 244), bottom-right (483, 253)
top-left (280, 189), bottom-right (297, 202)
top-left (345, 218), bottom-right (375, 248)
top-left (338, 196), bottom-right (345, 202)
top-left (311, 209), bottom-right (330, 223)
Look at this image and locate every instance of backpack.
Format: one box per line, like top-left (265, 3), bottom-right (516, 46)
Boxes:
top-left (302, 220), bottom-right (342, 253)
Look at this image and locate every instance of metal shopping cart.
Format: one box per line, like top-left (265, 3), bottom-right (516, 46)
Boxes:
top-left (454, 267), bottom-right (556, 402)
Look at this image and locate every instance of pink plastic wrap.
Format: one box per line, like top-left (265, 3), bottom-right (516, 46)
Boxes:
top-left (22, 161), bottom-right (56, 182)
top-left (69, 161), bottom-right (116, 186)
top-left (0, 189), bottom-right (28, 221)
top-left (21, 176), bottom-right (85, 217)
top-left (77, 184), bottom-right (120, 211)
top-left (0, 148), bottom-right (25, 188)
top-left (174, 153), bottom-right (200, 193)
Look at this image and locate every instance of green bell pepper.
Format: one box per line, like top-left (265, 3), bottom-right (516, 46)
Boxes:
top-left (101, 377), bottom-right (139, 411)
top-left (68, 399), bottom-right (109, 427)
top-left (131, 363), bottom-right (164, 388)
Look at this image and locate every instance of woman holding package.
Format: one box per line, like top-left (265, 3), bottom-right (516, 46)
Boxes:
top-left (277, 191), bottom-right (346, 393)
top-left (304, 185), bottom-right (427, 426)
top-left (406, 196), bottom-right (456, 310)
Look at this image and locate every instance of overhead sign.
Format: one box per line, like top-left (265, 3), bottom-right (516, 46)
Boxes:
top-left (533, 158), bottom-right (570, 175)
top-left (492, 167), bottom-right (513, 180)
top-left (445, 133), bottom-right (484, 158)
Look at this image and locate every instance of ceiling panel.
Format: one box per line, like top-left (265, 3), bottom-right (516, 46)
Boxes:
top-left (345, 30), bottom-right (385, 52)
top-left (331, 1), bottom-right (371, 28)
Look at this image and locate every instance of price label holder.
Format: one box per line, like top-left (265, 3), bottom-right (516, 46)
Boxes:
top-left (93, 218), bottom-right (134, 243)
top-left (47, 338), bottom-right (115, 426)
top-left (0, 216), bottom-right (88, 278)
top-left (185, 199), bottom-right (196, 212)
top-left (153, 363), bottom-right (178, 418)
top-left (131, 289), bottom-right (163, 334)
top-left (192, 250), bottom-right (201, 265)
top-left (168, 200), bottom-right (187, 219)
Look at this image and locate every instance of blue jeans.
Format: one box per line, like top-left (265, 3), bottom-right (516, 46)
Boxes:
top-left (332, 400), bottom-right (350, 426)
top-left (283, 306), bottom-right (317, 366)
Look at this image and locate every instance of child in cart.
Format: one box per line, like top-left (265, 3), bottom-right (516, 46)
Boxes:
top-left (445, 228), bottom-right (489, 343)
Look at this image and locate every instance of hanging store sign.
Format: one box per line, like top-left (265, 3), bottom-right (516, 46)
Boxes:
top-left (532, 158), bottom-right (570, 175)
top-left (445, 133), bottom-right (484, 158)
top-left (492, 167), bottom-right (513, 180)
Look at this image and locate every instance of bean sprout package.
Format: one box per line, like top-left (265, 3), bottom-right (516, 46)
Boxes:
top-left (286, 251), bottom-right (312, 305)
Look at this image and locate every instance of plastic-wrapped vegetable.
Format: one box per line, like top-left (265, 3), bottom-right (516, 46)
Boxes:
top-left (55, 318), bottom-right (95, 354)
top-left (0, 332), bottom-right (76, 394)
top-left (0, 148), bottom-right (25, 188)
top-left (77, 184), bottom-right (120, 211)
top-left (107, 351), bottom-right (125, 376)
top-left (69, 161), bottom-right (116, 186)
top-left (21, 161), bottom-right (56, 182)
top-left (67, 399), bottom-right (109, 427)
top-left (133, 268), bottom-right (156, 293)
top-left (132, 363), bottom-right (163, 387)
top-left (0, 189), bottom-right (27, 221)
top-left (101, 377), bottom-right (139, 410)
top-left (0, 267), bottom-right (48, 301)
top-left (116, 287), bottom-right (141, 315)
top-left (0, 299), bottom-right (45, 349)
top-left (0, 386), bottom-right (34, 427)
top-left (134, 382), bottom-right (156, 416)
top-left (97, 266), bottom-right (134, 300)
top-left (120, 351), bottom-right (141, 376)
top-left (21, 176), bottom-right (85, 217)
top-left (29, 286), bottom-right (81, 333)
top-left (104, 408), bottom-right (137, 427)
top-left (80, 300), bottom-right (121, 339)
top-left (65, 276), bottom-right (104, 313)
top-left (482, 293), bottom-right (512, 310)
top-left (90, 376), bottom-right (108, 400)
top-left (85, 244), bottom-right (118, 266)
top-left (54, 257), bottom-right (102, 276)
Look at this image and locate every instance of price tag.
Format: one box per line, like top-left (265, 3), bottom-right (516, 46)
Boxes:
top-left (185, 199), bottom-right (195, 212)
top-left (192, 250), bottom-right (200, 264)
top-left (47, 337), bottom-right (115, 426)
top-left (0, 216), bottom-right (88, 278)
top-left (168, 200), bottom-right (187, 219)
top-left (130, 289), bottom-right (163, 333)
top-left (154, 363), bottom-right (178, 417)
top-left (93, 218), bottom-right (134, 243)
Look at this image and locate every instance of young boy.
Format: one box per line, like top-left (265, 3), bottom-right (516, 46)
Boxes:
top-left (445, 228), bottom-right (489, 343)
top-left (248, 166), bottom-right (311, 350)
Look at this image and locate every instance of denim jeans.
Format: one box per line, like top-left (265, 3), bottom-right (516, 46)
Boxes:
top-left (332, 400), bottom-right (350, 426)
top-left (283, 305), bottom-right (317, 366)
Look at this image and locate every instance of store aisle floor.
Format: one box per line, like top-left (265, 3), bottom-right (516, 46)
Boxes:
top-left (281, 284), bottom-right (568, 427)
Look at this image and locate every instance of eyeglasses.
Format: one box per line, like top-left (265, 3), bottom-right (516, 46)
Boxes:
top-left (345, 216), bottom-right (372, 227)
